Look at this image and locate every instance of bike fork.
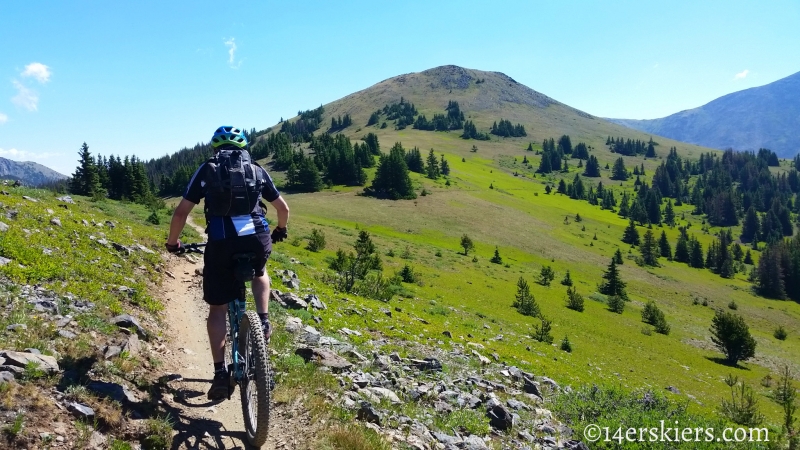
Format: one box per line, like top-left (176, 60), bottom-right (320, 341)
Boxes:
top-left (226, 296), bottom-right (246, 399)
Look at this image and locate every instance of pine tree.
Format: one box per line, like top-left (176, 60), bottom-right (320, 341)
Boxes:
top-left (710, 310), bottom-right (757, 365)
top-left (368, 142), bottom-right (416, 200)
top-left (565, 286), bottom-right (584, 312)
top-left (460, 234), bottom-right (475, 255)
top-left (622, 219), bottom-right (641, 246)
top-left (561, 270), bottom-right (573, 286)
top-left (514, 277), bottom-right (540, 317)
top-left (658, 231), bottom-right (672, 259)
top-left (741, 206), bottom-right (760, 243)
top-left (675, 233), bottom-right (690, 263)
top-left (70, 143), bottom-right (100, 197)
top-left (690, 237), bottom-right (705, 268)
top-left (490, 247), bottom-right (503, 264)
top-left (614, 248), bottom-right (624, 265)
top-left (440, 155), bottom-right (450, 176)
top-left (599, 258), bottom-right (628, 299)
top-left (640, 230), bottom-right (660, 266)
top-left (612, 157), bottom-right (629, 181)
top-left (584, 155), bottom-right (601, 177)
top-left (664, 199), bottom-right (676, 227)
top-left (425, 149), bottom-right (440, 179)
top-left (744, 249), bottom-right (754, 265)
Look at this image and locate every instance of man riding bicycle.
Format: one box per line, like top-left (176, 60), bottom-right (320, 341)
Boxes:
top-left (165, 126), bottom-right (290, 400)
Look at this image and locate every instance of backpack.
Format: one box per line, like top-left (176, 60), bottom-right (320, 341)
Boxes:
top-left (203, 149), bottom-right (265, 217)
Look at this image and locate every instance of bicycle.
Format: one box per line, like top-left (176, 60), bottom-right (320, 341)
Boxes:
top-left (182, 242), bottom-right (271, 447)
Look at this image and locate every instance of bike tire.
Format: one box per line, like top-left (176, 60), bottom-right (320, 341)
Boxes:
top-left (238, 310), bottom-right (270, 447)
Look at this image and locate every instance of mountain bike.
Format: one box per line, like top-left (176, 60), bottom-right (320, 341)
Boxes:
top-left (182, 242), bottom-right (271, 447)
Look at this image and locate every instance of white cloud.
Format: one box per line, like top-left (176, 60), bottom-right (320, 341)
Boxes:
top-left (224, 37), bottom-right (241, 68)
top-left (0, 113), bottom-right (7, 124)
top-left (21, 62), bottom-right (51, 83)
top-left (11, 80), bottom-right (39, 111)
top-left (0, 147), bottom-right (61, 161)
top-left (734, 69), bottom-right (749, 80)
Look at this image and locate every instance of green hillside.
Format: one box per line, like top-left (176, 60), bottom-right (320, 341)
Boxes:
top-left (250, 65), bottom-right (800, 424)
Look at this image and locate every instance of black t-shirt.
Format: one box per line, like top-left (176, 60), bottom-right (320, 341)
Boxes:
top-left (183, 162), bottom-right (281, 241)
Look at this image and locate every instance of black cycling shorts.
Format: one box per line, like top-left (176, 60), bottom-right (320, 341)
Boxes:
top-left (202, 232), bottom-right (272, 305)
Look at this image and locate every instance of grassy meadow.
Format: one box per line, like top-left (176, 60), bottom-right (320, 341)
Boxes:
top-left (242, 122), bottom-right (800, 425)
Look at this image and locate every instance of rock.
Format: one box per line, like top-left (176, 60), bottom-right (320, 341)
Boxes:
top-left (284, 316), bottom-right (303, 333)
top-left (23, 348), bottom-right (41, 355)
top-left (50, 218), bottom-right (62, 227)
top-left (134, 244), bottom-right (155, 254)
top-left (68, 402), bottom-right (95, 420)
top-left (432, 432), bottom-right (462, 445)
top-left (97, 238), bottom-right (110, 247)
top-left (56, 196), bottom-right (75, 204)
top-left (565, 440), bottom-right (591, 450)
top-left (518, 430), bottom-right (535, 442)
top-left (411, 357), bottom-right (442, 372)
top-left (523, 377), bottom-right (543, 399)
top-left (0, 257), bottom-right (11, 266)
top-left (306, 294), bottom-right (326, 310)
top-left (0, 371), bottom-right (14, 383)
top-left (487, 404), bottom-right (514, 431)
top-left (110, 314), bottom-right (146, 337)
top-left (0, 222), bottom-right (8, 232)
top-left (88, 431), bottom-right (107, 450)
top-left (434, 401), bottom-right (453, 414)
top-left (356, 401), bottom-right (381, 424)
top-left (539, 376), bottom-right (560, 390)
top-left (55, 316), bottom-right (72, 328)
top-left (22, 196), bottom-right (38, 202)
top-left (87, 380), bottom-right (139, 404)
top-left (58, 329), bottom-right (77, 340)
top-left (369, 387), bottom-right (402, 404)
top-left (1, 351), bottom-right (59, 373)
top-left (281, 292), bottom-right (308, 309)
top-left (81, 219), bottom-right (89, 226)
top-left (105, 220), bottom-right (116, 229)
top-left (123, 334), bottom-right (141, 356)
top-left (442, 330), bottom-right (452, 338)
top-left (295, 347), bottom-right (353, 371)
top-left (463, 435), bottom-right (489, 450)
top-left (339, 327), bottom-right (362, 337)
top-left (345, 349), bottom-right (369, 363)
top-left (471, 350), bottom-right (491, 365)
top-left (539, 424), bottom-right (557, 435)
top-left (112, 242), bottom-right (132, 256)
top-left (6, 323), bottom-right (27, 332)
top-left (104, 345), bottom-right (122, 359)
top-left (666, 385), bottom-right (680, 394)
top-left (506, 399), bottom-right (529, 410)
top-left (283, 277), bottom-right (300, 290)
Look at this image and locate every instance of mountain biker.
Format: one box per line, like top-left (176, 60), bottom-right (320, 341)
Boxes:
top-left (165, 126), bottom-right (289, 400)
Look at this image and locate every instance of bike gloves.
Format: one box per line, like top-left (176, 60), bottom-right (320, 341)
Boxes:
top-left (270, 226), bottom-right (288, 243)
top-left (165, 241), bottom-right (184, 254)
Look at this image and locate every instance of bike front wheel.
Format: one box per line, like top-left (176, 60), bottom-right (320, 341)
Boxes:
top-left (238, 310), bottom-right (271, 447)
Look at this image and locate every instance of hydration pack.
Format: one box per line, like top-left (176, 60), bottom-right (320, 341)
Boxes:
top-left (203, 149), bottom-right (265, 217)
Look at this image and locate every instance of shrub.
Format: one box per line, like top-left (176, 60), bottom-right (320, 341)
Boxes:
top-left (728, 300), bottom-right (738, 310)
top-left (533, 316), bottom-right (554, 344)
top-left (774, 326), bottom-right (788, 340)
top-left (565, 286), bottom-right (584, 312)
top-left (490, 247), bottom-right (502, 264)
top-left (560, 336), bottom-right (572, 353)
top-left (560, 270), bottom-right (573, 286)
top-left (143, 414), bottom-right (174, 450)
top-left (435, 250), bottom-right (442, 257)
top-left (721, 375), bottom-right (764, 426)
top-left (306, 228), bottom-right (326, 252)
top-left (710, 310), bottom-right (757, 365)
top-left (399, 264), bottom-right (417, 283)
top-left (608, 295), bottom-right (625, 314)
top-left (539, 265), bottom-right (555, 286)
top-left (146, 210), bottom-right (160, 225)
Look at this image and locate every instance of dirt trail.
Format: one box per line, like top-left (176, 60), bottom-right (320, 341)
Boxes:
top-left (156, 217), bottom-right (310, 450)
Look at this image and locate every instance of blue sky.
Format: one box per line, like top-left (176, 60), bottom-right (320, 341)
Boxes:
top-left (1, 0), bottom-right (798, 176)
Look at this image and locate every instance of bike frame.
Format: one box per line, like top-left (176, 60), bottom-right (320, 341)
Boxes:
top-left (227, 284), bottom-right (248, 384)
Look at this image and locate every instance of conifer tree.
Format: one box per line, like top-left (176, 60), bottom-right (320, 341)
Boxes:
top-left (690, 237), bottom-right (705, 268)
top-left (513, 277), bottom-right (540, 317)
top-left (612, 157), bottom-right (629, 180)
top-left (674, 233), bottom-right (690, 263)
top-left (440, 155), bottom-right (450, 176)
top-left (561, 270), bottom-right (573, 286)
top-left (368, 142), bottom-right (416, 200)
top-left (599, 258), bottom-right (628, 299)
top-left (658, 230), bottom-right (672, 259)
top-left (614, 248), bottom-right (624, 265)
top-left (70, 143), bottom-right (100, 197)
top-left (622, 219), bottom-right (640, 246)
top-left (426, 149), bottom-right (440, 179)
top-left (741, 206), bottom-right (760, 243)
top-left (490, 247), bottom-right (503, 264)
top-left (584, 155), bottom-right (601, 177)
top-left (664, 199), bottom-right (676, 227)
top-left (640, 230), bottom-right (660, 266)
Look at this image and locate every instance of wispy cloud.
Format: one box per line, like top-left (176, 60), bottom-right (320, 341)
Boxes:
top-left (0, 113), bottom-right (7, 124)
top-left (734, 69), bottom-right (749, 80)
top-left (224, 37), bottom-right (241, 68)
top-left (11, 80), bottom-right (39, 111)
top-left (21, 62), bottom-right (51, 83)
top-left (0, 147), bottom-right (61, 161)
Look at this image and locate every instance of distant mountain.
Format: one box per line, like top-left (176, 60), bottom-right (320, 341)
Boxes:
top-left (0, 158), bottom-right (68, 186)
top-left (609, 71), bottom-right (800, 158)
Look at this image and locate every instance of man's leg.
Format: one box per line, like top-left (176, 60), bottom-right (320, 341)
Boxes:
top-left (207, 303), bottom-right (229, 400)
top-left (252, 273), bottom-right (271, 339)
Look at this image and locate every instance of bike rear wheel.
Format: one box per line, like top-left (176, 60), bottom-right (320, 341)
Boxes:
top-left (238, 311), bottom-right (270, 447)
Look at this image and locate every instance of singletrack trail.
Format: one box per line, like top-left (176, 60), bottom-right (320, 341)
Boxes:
top-left (157, 217), bottom-right (312, 449)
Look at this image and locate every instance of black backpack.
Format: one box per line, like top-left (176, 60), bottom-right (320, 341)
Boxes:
top-left (203, 149), bottom-right (265, 217)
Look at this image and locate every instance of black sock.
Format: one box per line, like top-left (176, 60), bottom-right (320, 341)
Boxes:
top-left (258, 312), bottom-right (269, 323)
top-left (213, 362), bottom-right (225, 372)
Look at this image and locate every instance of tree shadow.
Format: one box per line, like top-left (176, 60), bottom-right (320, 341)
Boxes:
top-left (705, 356), bottom-right (751, 370)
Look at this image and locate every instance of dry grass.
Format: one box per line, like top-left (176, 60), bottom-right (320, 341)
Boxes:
top-left (316, 424), bottom-right (391, 450)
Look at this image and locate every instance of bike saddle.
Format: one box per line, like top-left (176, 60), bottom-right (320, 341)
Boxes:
top-left (232, 252), bottom-right (256, 282)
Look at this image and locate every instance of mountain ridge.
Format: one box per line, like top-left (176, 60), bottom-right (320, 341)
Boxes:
top-left (0, 157), bottom-right (67, 186)
top-left (608, 70), bottom-right (800, 157)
